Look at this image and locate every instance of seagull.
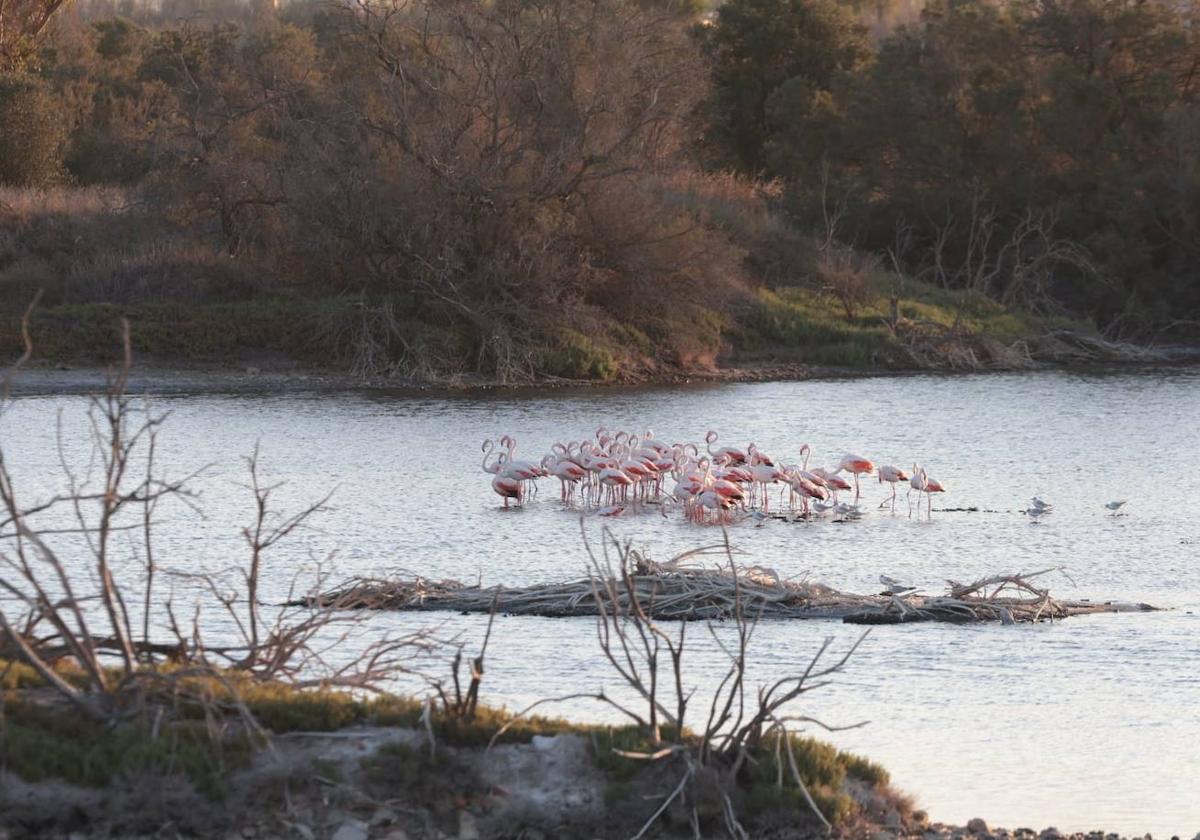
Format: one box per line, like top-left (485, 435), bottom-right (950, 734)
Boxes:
top-left (834, 502), bottom-right (864, 520)
top-left (1105, 500), bottom-right (1127, 515)
top-left (879, 574), bottom-right (916, 596)
top-left (1030, 496), bottom-right (1053, 513)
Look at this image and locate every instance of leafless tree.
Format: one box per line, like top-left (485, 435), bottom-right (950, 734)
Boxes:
top-left (576, 529), bottom-right (868, 834)
top-left (0, 303), bottom-right (436, 722)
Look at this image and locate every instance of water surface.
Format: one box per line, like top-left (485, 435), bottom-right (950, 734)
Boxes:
top-left (3, 371), bottom-right (1198, 835)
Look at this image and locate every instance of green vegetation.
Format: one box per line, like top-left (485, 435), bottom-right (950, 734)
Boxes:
top-left (0, 0), bottom-right (1185, 382)
top-left (1, 695), bottom-right (254, 797)
top-left (709, 0), bottom-right (1200, 340)
top-left (2, 655), bottom-right (891, 834)
top-left (739, 274), bottom-right (1087, 367)
top-left (740, 733), bottom-right (889, 821)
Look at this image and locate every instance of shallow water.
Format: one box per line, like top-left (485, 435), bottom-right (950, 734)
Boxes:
top-left (3, 371), bottom-right (1199, 835)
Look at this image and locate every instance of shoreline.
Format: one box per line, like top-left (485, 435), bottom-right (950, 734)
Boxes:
top-left (6, 354), bottom-right (1199, 397)
top-left (0, 707), bottom-right (1178, 840)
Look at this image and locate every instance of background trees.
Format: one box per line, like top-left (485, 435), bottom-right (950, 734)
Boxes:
top-left (2, 0), bottom-right (1198, 378)
top-left (0, 0), bottom-right (71, 69)
top-left (738, 0), bottom-right (1200, 335)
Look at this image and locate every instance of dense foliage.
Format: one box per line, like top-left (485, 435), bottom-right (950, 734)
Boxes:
top-left (708, 0), bottom-right (1200, 337)
top-left (0, 0), bottom-right (1196, 378)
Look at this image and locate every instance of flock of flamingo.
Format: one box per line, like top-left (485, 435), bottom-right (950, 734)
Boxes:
top-left (481, 429), bottom-right (945, 523)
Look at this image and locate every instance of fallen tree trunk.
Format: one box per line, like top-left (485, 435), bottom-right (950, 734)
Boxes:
top-left (292, 559), bottom-right (1157, 625)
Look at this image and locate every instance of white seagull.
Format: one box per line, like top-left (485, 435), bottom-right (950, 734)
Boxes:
top-left (879, 574), bottom-right (916, 596)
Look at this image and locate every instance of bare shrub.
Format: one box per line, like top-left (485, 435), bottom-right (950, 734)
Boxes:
top-left (488, 527), bottom-right (870, 835)
top-left (819, 243), bottom-right (877, 321)
top-left (0, 306), bottom-right (434, 724)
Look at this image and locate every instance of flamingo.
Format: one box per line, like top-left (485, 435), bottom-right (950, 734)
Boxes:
top-left (598, 464), bottom-right (634, 503)
top-left (706, 430), bottom-right (747, 465)
top-left (908, 464), bottom-right (927, 518)
top-left (481, 439), bottom-right (504, 474)
top-left (877, 465), bottom-right (909, 510)
top-left (785, 471), bottom-right (827, 514)
top-left (499, 436), bottom-right (546, 499)
top-left (838, 454), bottom-right (875, 502)
top-left (908, 464), bottom-right (943, 518)
top-left (922, 473), bottom-right (945, 516)
top-left (481, 427), bottom-right (953, 528)
top-left (544, 454), bottom-right (587, 503)
top-left (491, 473), bottom-right (522, 507)
top-left (812, 468), bottom-right (851, 503)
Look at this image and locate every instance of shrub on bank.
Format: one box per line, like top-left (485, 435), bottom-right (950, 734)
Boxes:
top-left (0, 75), bottom-right (68, 187)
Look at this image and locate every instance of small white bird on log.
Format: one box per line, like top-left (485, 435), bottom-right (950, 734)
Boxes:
top-left (1105, 500), bottom-right (1127, 515)
top-left (879, 574), bottom-right (916, 596)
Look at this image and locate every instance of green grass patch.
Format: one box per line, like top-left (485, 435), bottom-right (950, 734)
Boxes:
top-left (736, 272), bottom-right (1093, 367)
top-left (0, 696), bottom-right (253, 797)
top-left (589, 724), bottom-right (685, 782)
top-left (0, 299), bottom-right (317, 363)
top-left (738, 286), bottom-right (890, 366)
top-left (736, 733), bottom-right (889, 825)
top-left (536, 327), bottom-right (621, 381)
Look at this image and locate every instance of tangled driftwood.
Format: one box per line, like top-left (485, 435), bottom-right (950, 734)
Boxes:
top-left (294, 547), bottom-right (1155, 625)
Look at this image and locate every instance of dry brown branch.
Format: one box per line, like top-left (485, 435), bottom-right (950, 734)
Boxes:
top-left (0, 315), bottom-right (440, 729)
top-left (298, 553), bottom-right (1151, 625)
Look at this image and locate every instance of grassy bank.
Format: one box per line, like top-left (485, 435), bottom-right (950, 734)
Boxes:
top-left (0, 657), bottom-right (911, 839)
top-left (0, 286), bottom-right (1102, 382)
top-left (1, 184), bottom-right (1109, 384)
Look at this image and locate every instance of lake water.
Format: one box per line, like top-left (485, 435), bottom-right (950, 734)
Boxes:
top-left (3, 371), bottom-right (1198, 836)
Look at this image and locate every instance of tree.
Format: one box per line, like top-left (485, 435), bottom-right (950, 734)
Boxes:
top-left (0, 72), bottom-right (66, 184)
top-left (703, 0), bottom-right (869, 174)
top-left (770, 0), bottom-right (1200, 332)
top-left (0, 0), bottom-right (71, 70)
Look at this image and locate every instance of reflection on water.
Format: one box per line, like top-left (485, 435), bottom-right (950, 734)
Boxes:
top-left (3, 370), bottom-right (1199, 835)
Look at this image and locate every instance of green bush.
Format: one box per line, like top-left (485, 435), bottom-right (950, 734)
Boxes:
top-left (538, 329), bottom-right (620, 381)
top-left (0, 698), bottom-right (253, 798)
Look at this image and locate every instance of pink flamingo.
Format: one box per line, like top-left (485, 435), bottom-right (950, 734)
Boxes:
top-left (544, 454), bottom-right (587, 503)
top-left (838, 453), bottom-right (875, 502)
top-left (598, 464), bottom-right (634, 504)
top-left (908, 464), bottom-right (944, 518)
top-left (491, 473), bottom-right (522, 507)
top-left (922, 473), bottom-right (945, 517)
top-left (877, 465), bottom-right (909, 510)
top-left (706, 430), bottom-right (747, 465)
top-left (481, 439), bottom-right (504, 474)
